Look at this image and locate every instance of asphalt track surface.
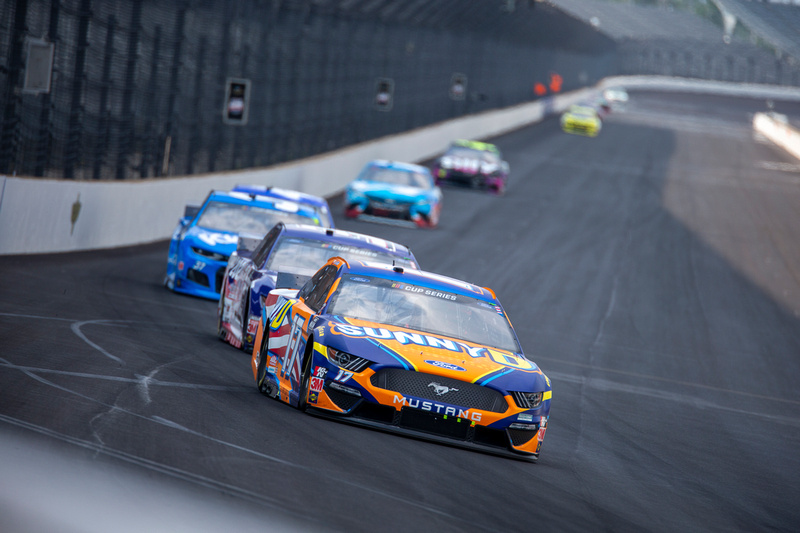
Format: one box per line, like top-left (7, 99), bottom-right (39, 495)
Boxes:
top-left (2, 91), bottom-right (800, 532)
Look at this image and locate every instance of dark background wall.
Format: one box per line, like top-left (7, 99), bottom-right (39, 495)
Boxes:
top-left (6, 0), bottom-right (795, 182)
top-left (0, 0), bottom-right (617, 181)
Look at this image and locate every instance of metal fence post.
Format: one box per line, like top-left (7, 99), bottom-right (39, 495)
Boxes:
top-left (186, 36), bottom-right (207, 175)
top-left (160, 4), bottom-right (185, 177)
top-left (63, 0), bottom-right (91, 180)
top-left (33, 0), bottom-right (60, 177)
top-left (0, 0), bottom-right (29, 175)
top-left (92, 15), bottom-right (115, 180)
top-left (140, 25), bottom-right (161, 178)
top-left (115, 0), bottom-right (142, 180)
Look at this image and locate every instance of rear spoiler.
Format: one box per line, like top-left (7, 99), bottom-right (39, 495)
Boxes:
top-left (276, 272), bottom-right (311, 290)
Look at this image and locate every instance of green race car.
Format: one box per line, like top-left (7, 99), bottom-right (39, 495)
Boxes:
top-left (560, 104), bottom-right (602, 137)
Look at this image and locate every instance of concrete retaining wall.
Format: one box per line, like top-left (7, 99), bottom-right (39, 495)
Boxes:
top-left (0, 88), bottom-right (591, 255)
top-left (2, 75), bottom-right (799, 256)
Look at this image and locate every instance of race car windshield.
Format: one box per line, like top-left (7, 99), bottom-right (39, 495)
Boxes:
top-left (266, 238), bottom-right (417, 276)
top-left (569, 106), bottom-right (597, 117)
top-left (327, 275), bottom-right (522, 353)
top-left (446, 147), bottom-right (481, 159)
top-left (196, 201), bottom-right (320, 234)
top-left (360, 167), bottom-right (431, 188)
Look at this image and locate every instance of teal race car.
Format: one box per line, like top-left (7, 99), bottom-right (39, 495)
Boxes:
top-left (344, 160), bottom-right (442, 228)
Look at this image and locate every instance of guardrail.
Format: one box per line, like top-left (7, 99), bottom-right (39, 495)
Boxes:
top-left (2, 75), bottom-right (800, 256)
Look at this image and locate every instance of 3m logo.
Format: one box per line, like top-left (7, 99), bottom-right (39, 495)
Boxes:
top-left (310, 376), bottom-right (324, 393)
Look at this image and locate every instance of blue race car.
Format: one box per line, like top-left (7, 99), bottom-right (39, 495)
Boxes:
top-left (231, 185), bottom-right (335, 228)
top-left (165, 190), bottom-right (324, 300)
top-left (344, 160), bottom-right (442, 228)
top-left (218, 222), bottom-right (418, 352)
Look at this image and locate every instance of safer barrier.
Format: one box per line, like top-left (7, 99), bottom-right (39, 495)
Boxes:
top-left (0, 86), bottom-right (592, 255)
top-left (3, 76), bottom-right (799, 256)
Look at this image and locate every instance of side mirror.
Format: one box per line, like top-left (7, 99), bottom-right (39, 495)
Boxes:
top-left (183, 204), bottom-right (200, 219)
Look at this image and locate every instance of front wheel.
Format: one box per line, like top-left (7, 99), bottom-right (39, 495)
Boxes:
top-left (217, 284), bottom-right (228, 341)
top-left (296, 339), bottom-right (315, 412)
top-left (255, 331), bottom-right (271, 396)
top-left (240, 289), bottom-right (251, 352)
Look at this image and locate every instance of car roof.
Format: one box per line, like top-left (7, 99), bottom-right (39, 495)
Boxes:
top-left (231, 185), bottom-right (329, 209)
top-left (281, 223), bottom-right (415, 258)
top-left (206, 190), bottom-right (320, 219)
top-left (568, 104), bottom-right (598, 114)
top-left (340, 260), bottom-right (497, 301)
top-left (366, 159), bottom-right (431, 175)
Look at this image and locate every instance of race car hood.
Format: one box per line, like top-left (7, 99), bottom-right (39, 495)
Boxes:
top-left (349, 181), bottom-right (435, 203)
top-left (317, 316), bottom-right (549, 393)
top-left (182, 226), bottom-right (239, 256)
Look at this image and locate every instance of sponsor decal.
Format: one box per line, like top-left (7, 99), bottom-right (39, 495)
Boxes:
top-left (309, 391), bottom-right (318, 404)
top-left (331, 323), bottom-right (534, 371)
top-left (314, 366), bottom-right (328, 378)
top-left (518, 413), bottom-right (534, 422)
top-left (320, 244), bottom-right (379, 258)
top-left (333, 369), bottom-right (353, 382)
top-left (393, 395), bottom-right (482, 422)
top-left (387, 283), bottom-right (458, 301)
top-left (247, 318), bottom-right (259, 335)
top-left (197, 232), bottom-right (237, 247)
top-left (310, 376), bottom-right (324, 393)
top-left (268, 298), bottom-right (292, 330)
top-left (350, 277), bottom-right (371, 283)
top-left (428, 382), bottom-right (459, 396)
top-left (425, 360), bottom-right (466, 372)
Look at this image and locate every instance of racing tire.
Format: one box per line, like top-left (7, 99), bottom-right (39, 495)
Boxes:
top-left (240, 290), bottom-right (251, 352)
top-left (255, 330), bottom-right (271, 396)
top-left (296, 338), bottom-right (315, 412)
top-left (216, 283), bottom-right (228, 342)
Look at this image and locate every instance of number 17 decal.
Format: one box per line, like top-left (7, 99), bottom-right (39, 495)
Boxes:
top-left (334, 369), bottom-right (353, 382)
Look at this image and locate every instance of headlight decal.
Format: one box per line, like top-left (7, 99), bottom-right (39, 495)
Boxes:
top-left (511, 390), bottom-right (544, 409)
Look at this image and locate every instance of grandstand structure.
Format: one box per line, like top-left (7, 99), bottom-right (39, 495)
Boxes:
top-left (713, 0), bottom-right (800, 61)
top-left (548, 0), bottom-right (800, 85)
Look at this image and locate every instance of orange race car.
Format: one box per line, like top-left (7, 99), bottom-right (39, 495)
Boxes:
top-left (250, 256), bottom-right (552, 460)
